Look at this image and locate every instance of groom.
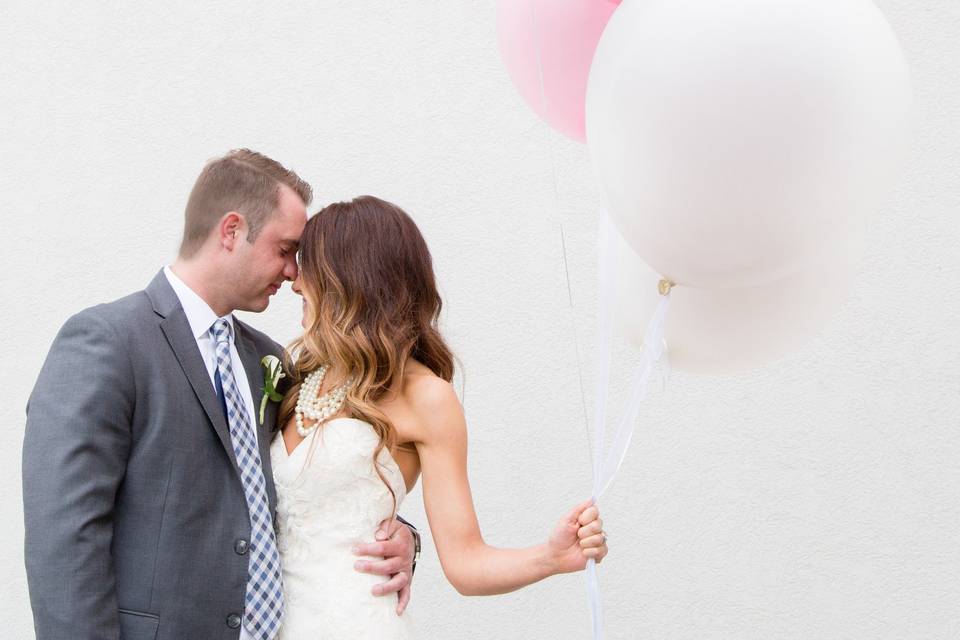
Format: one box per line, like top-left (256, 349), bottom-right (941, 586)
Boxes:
top-left (23, 149), bottom-right (418, 639)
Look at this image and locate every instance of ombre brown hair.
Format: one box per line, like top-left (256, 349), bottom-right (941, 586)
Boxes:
top-left (279, 196), bottom-right (455, 499)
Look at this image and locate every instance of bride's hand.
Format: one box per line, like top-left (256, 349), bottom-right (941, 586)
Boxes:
top-left (547, 500), bottom-right (609, 574)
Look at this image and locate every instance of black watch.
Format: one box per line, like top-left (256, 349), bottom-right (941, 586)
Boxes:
top-left (410, 526), bottom-right (421, 576)
top-left (396, 515), bottom-right (421, 575)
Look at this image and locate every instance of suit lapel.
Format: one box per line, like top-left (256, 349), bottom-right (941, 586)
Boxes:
top-left (147, 270), bottom-right (280, 510)
top-left (147, 270), bottom-right (241, 477)
top-left (159, 308), bottom-right (241, 476)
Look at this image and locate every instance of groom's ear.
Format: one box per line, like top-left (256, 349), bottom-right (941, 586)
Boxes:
top-left (219, 212), bottom-right (245, 250)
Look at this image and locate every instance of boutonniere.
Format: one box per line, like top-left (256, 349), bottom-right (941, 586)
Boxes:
top-left (259, 355), bottom-right (286, 424)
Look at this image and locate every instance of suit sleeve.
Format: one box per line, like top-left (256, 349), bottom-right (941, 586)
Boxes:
top-left (22, 309), bottom-right (134, 639)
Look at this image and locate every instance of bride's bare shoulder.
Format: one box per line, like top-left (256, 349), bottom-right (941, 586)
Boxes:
top-left (400, 360), bottom-right (463, 436)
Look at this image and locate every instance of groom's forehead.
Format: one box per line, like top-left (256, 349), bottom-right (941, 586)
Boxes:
top-left (268, 193), bottom-right (308, 239)
top-left (274, 184), bottom-right (308, 223)
top-left (259, 216), bottom-right (303, 248)
top-left (271, 223), bottom-right (302, 244)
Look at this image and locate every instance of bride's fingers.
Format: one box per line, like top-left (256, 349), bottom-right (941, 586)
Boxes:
top-left (372, 570), bottom-right (410, 597)
top-left (564, 499), bottom-right (594, 527)
top-left (577, 518), bottom-right (603, 539)
top-left (581, 528), bottom-right (610, 563)
top-left (579, 533), bottom-right (605, 549)
top-left (582, 545), bottom-right (608, 562)
top-left (596, 542), bottom-right (609, 563)
top-left (355, 556), bottom-right (407, 577)
top-left (577, 505), bottom-right (600, 526)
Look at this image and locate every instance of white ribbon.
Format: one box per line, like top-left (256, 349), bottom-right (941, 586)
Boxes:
top-left (524, 4), bottom-right (671, 636)
top-left (585, 213), bottom-right (671, 639)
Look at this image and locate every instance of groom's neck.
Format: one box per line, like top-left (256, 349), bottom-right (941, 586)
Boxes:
top-left (170, 259), bottom-right (234, 317)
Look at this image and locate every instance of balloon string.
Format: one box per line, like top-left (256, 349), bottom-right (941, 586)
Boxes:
top-left (590, 216), bottom-right (674, 637)
top-left (529, 2), bottom-right (606, 637)
top-left (594, 288), bottom-right (671, 498)
top-left (529, 2), bottom-right (607, 638)
top-left (529, 3), bottom-right (672, 638)
top-left (529, 0), bottom-right (593, 458)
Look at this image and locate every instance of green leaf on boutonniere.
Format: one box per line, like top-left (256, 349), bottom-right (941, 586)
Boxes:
top-left (258, 355), bottom-right (286, 424)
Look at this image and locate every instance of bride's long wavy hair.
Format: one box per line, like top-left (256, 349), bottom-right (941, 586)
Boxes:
top-left (279, 196), bottom-right (455, 503)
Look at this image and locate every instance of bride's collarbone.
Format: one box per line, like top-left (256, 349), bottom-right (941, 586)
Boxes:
top-left (278, 414), bottom-right (417, 464)
top-left (275, 427), bottom-right (418, 497)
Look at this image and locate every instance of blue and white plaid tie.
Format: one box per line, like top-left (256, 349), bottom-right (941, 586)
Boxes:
top-left (210, 318), bottom-right (284, 640)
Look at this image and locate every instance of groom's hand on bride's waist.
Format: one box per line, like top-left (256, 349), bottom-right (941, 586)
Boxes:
top-left (351, 516), bottom-right (417, 616)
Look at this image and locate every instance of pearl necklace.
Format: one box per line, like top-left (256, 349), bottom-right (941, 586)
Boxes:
top-left (295, 365), bottom-right (355, 437)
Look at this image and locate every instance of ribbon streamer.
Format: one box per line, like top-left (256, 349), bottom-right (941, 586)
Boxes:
top-left (585, 213), bottom-right (671, 640)
top-left (526, 4), bottom-right (672, 637)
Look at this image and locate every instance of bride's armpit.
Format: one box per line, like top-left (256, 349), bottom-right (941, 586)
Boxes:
top-left (391, 442), bottom-right (421, 494)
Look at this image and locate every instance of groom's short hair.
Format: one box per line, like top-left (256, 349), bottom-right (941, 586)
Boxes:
top-left (179, 149), bottom-right (313, 258)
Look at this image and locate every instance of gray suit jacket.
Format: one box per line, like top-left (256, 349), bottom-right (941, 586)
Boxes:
top-left (23, 271), bottom-right (285, 640)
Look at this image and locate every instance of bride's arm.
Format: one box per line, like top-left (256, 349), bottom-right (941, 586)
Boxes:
top-left (413, 378), bottom-right (607, 596)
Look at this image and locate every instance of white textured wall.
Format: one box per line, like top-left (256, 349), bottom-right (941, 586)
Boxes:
top-left (1, 1), bottom-right (958, 638)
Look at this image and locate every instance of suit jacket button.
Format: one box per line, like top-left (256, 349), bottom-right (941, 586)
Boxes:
top-left (234, 538), bottom-right (249, 555)
top-left (227, 613), bottom-right (242, 629)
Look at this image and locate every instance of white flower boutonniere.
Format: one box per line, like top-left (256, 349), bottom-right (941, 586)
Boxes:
top-left (259, 355), bottom-right (286, 425)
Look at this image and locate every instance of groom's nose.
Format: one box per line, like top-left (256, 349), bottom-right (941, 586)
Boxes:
top-left (283, 256), bottom-right (299, 281)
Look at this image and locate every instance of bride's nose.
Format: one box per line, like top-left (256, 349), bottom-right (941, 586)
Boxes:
top-left (292, 275), bottom-right (303, 295)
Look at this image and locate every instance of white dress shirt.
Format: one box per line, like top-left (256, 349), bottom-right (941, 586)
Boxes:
top-left (164, 267), bottom-right (262, 639)
top-left (163, 266), bottom-right (259, 447)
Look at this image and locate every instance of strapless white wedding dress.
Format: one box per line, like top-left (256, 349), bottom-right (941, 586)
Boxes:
top-left (270, 417), bottom-right (414, 639)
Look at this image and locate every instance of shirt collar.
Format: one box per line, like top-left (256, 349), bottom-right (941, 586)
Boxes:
top-left (163, 266), bottom-right (235, 342)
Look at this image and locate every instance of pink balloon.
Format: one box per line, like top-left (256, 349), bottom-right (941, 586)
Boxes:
top-left (496, 0), bottom-right (622, 143)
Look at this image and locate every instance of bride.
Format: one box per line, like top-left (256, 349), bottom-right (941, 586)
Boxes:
top-left (271, 195), bottom-right (608, 638)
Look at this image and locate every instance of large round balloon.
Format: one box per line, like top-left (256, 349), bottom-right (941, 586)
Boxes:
top-left (587, 0), bottom-right (911, 289)
top-left (497, 0), bottom-right (622, 143)
top-left (612, 227), bottom-right (862, 374)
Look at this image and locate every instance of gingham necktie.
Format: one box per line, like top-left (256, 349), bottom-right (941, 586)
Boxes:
top-left (210, 318), bottom-right (284, 640)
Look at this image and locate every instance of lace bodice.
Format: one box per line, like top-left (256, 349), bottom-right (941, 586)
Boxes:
top-left (270, 418), bottom-right (413, 639)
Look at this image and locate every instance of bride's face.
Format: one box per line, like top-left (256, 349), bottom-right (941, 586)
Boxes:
top-left (291, 275), bottom-right (310, 328)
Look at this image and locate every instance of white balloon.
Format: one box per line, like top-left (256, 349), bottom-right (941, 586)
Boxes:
top-left (613, 227), bottom-right (862, 374)
top-left (587, 0), bottom-right (911, 289)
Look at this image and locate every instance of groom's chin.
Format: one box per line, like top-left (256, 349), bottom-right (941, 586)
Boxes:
top-left (239, 297), bottom-right (271, 314)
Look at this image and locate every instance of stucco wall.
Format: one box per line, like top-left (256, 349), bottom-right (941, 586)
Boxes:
top-left (1, 1), bottom-right (957, 637)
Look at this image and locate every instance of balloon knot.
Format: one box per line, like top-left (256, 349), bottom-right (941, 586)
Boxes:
top-left (658, 279), bottom-right (675, 296)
